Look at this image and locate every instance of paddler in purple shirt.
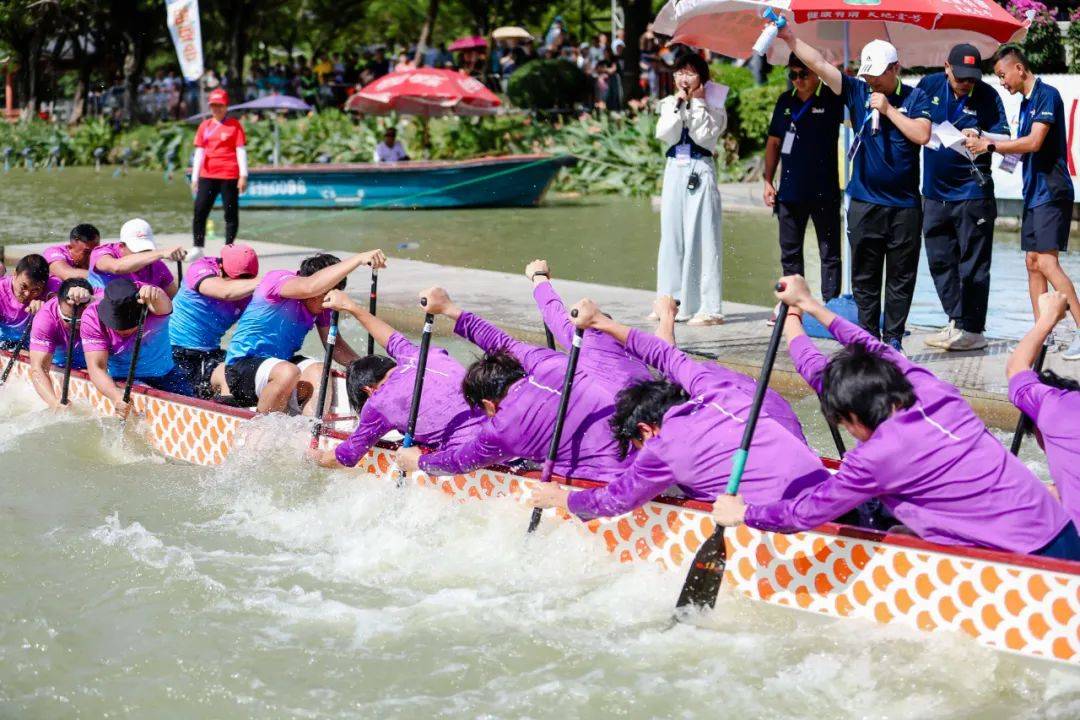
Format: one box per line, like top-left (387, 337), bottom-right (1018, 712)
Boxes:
top-left (308, 289), bottom-right (484, 469)
top-left (42, 223), bottom-right (100, 295)
top-left (1008, 290), bottom-right (1080, 528)
top-left (0, 254), bottom-right (48, 348)
top-left (27, 278), bottom-right (93, 409)
top-left (394, 287), bottom-right (632, 482)
top-left (711, 276), bottom-right (1079, 561)
top-left (528, 297), bottom-right (827, 520)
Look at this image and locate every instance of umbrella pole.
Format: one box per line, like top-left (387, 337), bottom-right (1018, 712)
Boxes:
top-left (273, 117), bottom-right (281, 167)
top-left (841, 21), bottom-right (852, 296)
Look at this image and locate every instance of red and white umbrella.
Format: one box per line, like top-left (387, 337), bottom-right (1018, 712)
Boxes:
top-left (654, 0), bottom-right (1027, 67)
top-left (345, 68), bottom-right (501, 117)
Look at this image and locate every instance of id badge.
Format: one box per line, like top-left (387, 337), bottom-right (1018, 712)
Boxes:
top-left (675, 143), bottom-right (691, 166)
top-left (781, 127), bottom-right (796, 155)
top-left (999, 155), bottom-right (1019, 174)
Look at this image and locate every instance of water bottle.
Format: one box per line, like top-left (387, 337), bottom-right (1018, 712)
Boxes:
top-left (752, 8), bottom-right (787, 56)
top-left (870, 109), bottom-right (880, 134)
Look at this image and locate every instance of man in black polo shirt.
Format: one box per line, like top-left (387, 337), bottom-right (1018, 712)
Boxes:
top-left (918, 44), bottom-right (1008, 352)
top-left (778, 25), bottom-right (931, 353)
top-left (764, 54), bottom-right (844, 305)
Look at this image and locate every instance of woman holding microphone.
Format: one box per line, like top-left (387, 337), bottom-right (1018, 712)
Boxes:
top-left (654, 51), bottom-right (726, 326)
top-left (190, 88), bottom-right (247, 260)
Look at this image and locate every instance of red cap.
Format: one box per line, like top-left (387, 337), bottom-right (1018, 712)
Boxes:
top-left (207, 88), bottom-right (229, 106)
top-left (221, 243), bottom-right (258, 278)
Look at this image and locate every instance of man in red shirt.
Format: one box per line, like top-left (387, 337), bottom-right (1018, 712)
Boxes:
top-left (190, 88), bottom-right (247, 259)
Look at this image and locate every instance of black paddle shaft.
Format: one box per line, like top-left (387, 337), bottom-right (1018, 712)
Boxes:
top-left (60, 304), bottom-right (84, 405)
top-left (674, 290), bottom-right (788, 615)
top-left (0, 313), bottom-right (34, 386)
top-left (404, 310), bottom-right (435, 444)
top-left (544, 325), bottom-right (556, 350)
top-left (367, 269), bottom-right (378, 357)
top-left (527, 323), bottom-right (585, 534)
top-left (310, 310), bottom-right (340, 446)
top-left (122, 306), bottom-right (149, 405)
top-left (1010, 342), bottom-right (1050, 455)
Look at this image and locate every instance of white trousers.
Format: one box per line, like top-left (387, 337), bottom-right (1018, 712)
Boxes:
top-left (657, 157), bottom-right (723, 317)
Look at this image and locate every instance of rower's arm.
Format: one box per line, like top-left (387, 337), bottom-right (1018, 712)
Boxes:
top-left (624, 327), bottom-right (709, 396)
top-left (780, 30), bottom-right (841, 94)
top-left (454, 311), bottom-right (549, 372)
top-left (49, 259), bottom-right (87, 282)
top-left (784, 314), bottom-right (828, 394)
top-left (566, 446), bottom-right (675, 521)
top-left (277, 250), bottom-right (385, 300)
top-left (1007, 312), bottom-right (1057, 380)
top-left (744, 454), bottom-right (876, 533)
top-left (27, 350), bottom-right (61, 409)
top-left (197, 276), bottom-right (260, 301)
top-left (532, 279), bottom-right (574, 349)
top-left (332, 408), bottom-right (392, 469)
top-left (84, 349), bottom-right (124, 406)
top-left (94, 250), bottom-right (166, 275)
top-left (345, 305), bottom-right (396, 351)
top-left (419, 424), bottom-right (507, 476)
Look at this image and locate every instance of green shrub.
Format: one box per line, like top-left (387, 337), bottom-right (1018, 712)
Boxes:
top-left (1020, 10), bottom-right (1065, 73)
top-left (737, 85), bottom-right (785, 150)
top-left (1067, 14), bottom-right (1080, 73)
top-left (507, 59), bottom-right (592, 112)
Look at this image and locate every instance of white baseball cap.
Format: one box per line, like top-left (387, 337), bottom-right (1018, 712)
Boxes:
top-left (857, 39), bottom-right (899, 78)
top-left (119, 218), bottom-right (156, 253)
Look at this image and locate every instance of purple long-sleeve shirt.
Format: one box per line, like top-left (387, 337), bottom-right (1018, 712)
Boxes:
top-left (566, 329), bottom-right (828, 520)
top-left (745, 317), bottom-right (1070, 554)
top-left (418, 311), bottom-right (631, 481)
top-left (334, 332), bottom-right (485, 468)
top-left (533, 282), bottom-right (652, 391)
top-left (1009, 369), bottom-right (1080, 527)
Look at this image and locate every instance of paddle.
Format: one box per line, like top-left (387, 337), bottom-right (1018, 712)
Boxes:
top-left (0, 314), bottom-right (34, 387)
top-left (118, 305), bottom-right (149, 424)
top-left (1010, 341), bottom-right (1050, 455)
top-left (60, 304), bottom-right (84, 405)
top-left (400, 298), bottom-right (435, 464)
top-left (544, 325), bottom-right (556, 351)
top-left (527, 311), bottom-right (584, 534)
top-left (367, 268), bottom-right (378, 356)
top-left (309, 310), bottom-right (341, 449)
top-left (674, 284), bottom-right (788, 616)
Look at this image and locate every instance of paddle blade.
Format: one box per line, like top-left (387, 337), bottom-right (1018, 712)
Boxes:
top-left (674, 527), bottom-right (728, 617)
top-left (526, 507), bottom-right (543, 534)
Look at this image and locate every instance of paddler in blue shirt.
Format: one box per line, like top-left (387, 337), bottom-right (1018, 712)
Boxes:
top-left (966, 45), bottom-right (1080, 360)
top-left (918, 45), bottom-right (1008, 354)
top-left (776, 23), bottom-right (932, 354)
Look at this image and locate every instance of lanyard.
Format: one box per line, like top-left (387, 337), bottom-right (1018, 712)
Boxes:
top-left (945, 91), bottom-right (969, 125)
top-left (789, 95), bottom-right (815, 127)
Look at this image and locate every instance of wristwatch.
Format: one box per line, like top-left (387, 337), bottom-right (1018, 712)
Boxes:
top-left (530, 271), bottom-right (550, 282)
top-left (987, 143), bottom-right (997, 154)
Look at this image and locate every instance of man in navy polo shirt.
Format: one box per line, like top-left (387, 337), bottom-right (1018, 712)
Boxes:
top-left (967, 45), bottom-right (1080, 359)
top-left (778, 25), bottom-right (931, 352)
top-left (764, 53), bottom-right (844, 305)
top-left (918, 44), bottom-right (1008, 353)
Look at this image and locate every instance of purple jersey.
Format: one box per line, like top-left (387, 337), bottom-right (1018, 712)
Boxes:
top-left (334, 332), bottom-right (484, 467)
top-left (168, 256), bottom-right (250, 351)
top-left (0, 275), bottom-right (31, 343)
top-left (419, 311), bottom-right (632, 481)
top-left (1010, 370), bottom-right (1080, 528)
top-left (87, 243), bottom-right (174, 292)
top-left (29, 296), bottom-right (85, 367)
top-left (42, 244), bottom-right (76, 295)
top-left (567, 329), bottom-right (826, 520)
top-left (745, 318), bottom-right (1070, 554)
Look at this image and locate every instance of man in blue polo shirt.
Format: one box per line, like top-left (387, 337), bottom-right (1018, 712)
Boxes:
top-left (967, 45), bottom-right (1080, 359)
top-left (918, 44), bottom-right (1008, 353)
top-left (778, 25), bottom-right (931, 352)
top-left (764, 53), bottom-right (844, 306)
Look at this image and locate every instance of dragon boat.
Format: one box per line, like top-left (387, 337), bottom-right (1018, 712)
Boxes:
top-left (3, 347), bottom-right (1077, 666)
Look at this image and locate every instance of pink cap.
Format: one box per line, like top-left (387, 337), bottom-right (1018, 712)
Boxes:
top-left (208, 88), bottom-right (229, 106)
top-left (221, 243), bottom-right (258, 278)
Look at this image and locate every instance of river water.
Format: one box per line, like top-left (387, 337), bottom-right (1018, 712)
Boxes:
top-left (1, 169), bottom-right (1080, 717)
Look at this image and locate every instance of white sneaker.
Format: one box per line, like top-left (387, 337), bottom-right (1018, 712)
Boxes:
top-left (923, 320), bottom-right (960, 349)
top-left (943, 331), bottom-right (987, 352)
top-left (1064, 335), bottom-right (1080, 360)
top-left (686, 313), bottom-right (725, 327)
top-left (186, 246), bottom-right (205, 262)
top-left (1008, 331), bottom-right (1061, 353)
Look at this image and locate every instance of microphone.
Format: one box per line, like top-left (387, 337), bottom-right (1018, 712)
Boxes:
top-left (870, 108), bottom-right (880, 134)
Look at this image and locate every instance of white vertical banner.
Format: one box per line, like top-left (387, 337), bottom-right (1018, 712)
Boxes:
top-left (165, 0), bottom-right (204, 82)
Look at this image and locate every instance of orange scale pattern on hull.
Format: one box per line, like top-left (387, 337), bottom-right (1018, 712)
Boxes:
top-left (3, 355), bottom-right (1078, 666)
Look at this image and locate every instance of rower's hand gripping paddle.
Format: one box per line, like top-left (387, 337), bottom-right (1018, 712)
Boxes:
top-left (527, 310), bottom-right (584, 534)
top-left (310, 310), bottom-right (341, 449)
top-left (1010, 341), bottom-right (1051, 455)
top-left (399, 298), bottom-right (435, 481)
top-left (119, 305), bottom-right (149, 425)
top-left (60, 304), bottom-right (84, 405)
top-left (674, 284), bottom-right (788, 617)
top-left (0, 313), bottom-right (35, 387)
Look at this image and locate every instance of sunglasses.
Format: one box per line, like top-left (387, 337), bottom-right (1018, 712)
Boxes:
top-left (788, 70), bottom-right (810, 80)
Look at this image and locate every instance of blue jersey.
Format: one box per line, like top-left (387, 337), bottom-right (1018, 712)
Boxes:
top-left (841, 74), bottom-right (931, 208)
top-left (81, 300), bottom-right (175, 378)
top-left (917, 72), bottom-right (1008, 202)
top-left (1019, 78), bottom-right (1074, 209)
top-left (169, 256), bottom-right (250, 351)
top-left (225, 270), bottom-right (331, 364)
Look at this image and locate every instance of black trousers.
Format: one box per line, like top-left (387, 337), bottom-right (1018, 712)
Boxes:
top-left (777, 199), bottom-right (842, 302)
top-left (847, 199), bottom-right (922, 342)
top-left (922, 197), bottom-right (995, 334)
top-left (192, 177), bottom-right (239, 248)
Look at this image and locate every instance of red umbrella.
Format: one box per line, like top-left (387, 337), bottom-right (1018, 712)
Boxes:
top-left (450, 36), bottom-right (488, 52)
top-left (653, 0), bottom-right (1027, 66)
top-left (345, 68), bottom-right (501, 117)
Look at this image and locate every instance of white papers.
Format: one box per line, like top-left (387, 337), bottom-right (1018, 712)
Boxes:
top-left (930, 122), bottom-right (1022, 173)
top-left (704, 81), bottom-right (729, 109)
